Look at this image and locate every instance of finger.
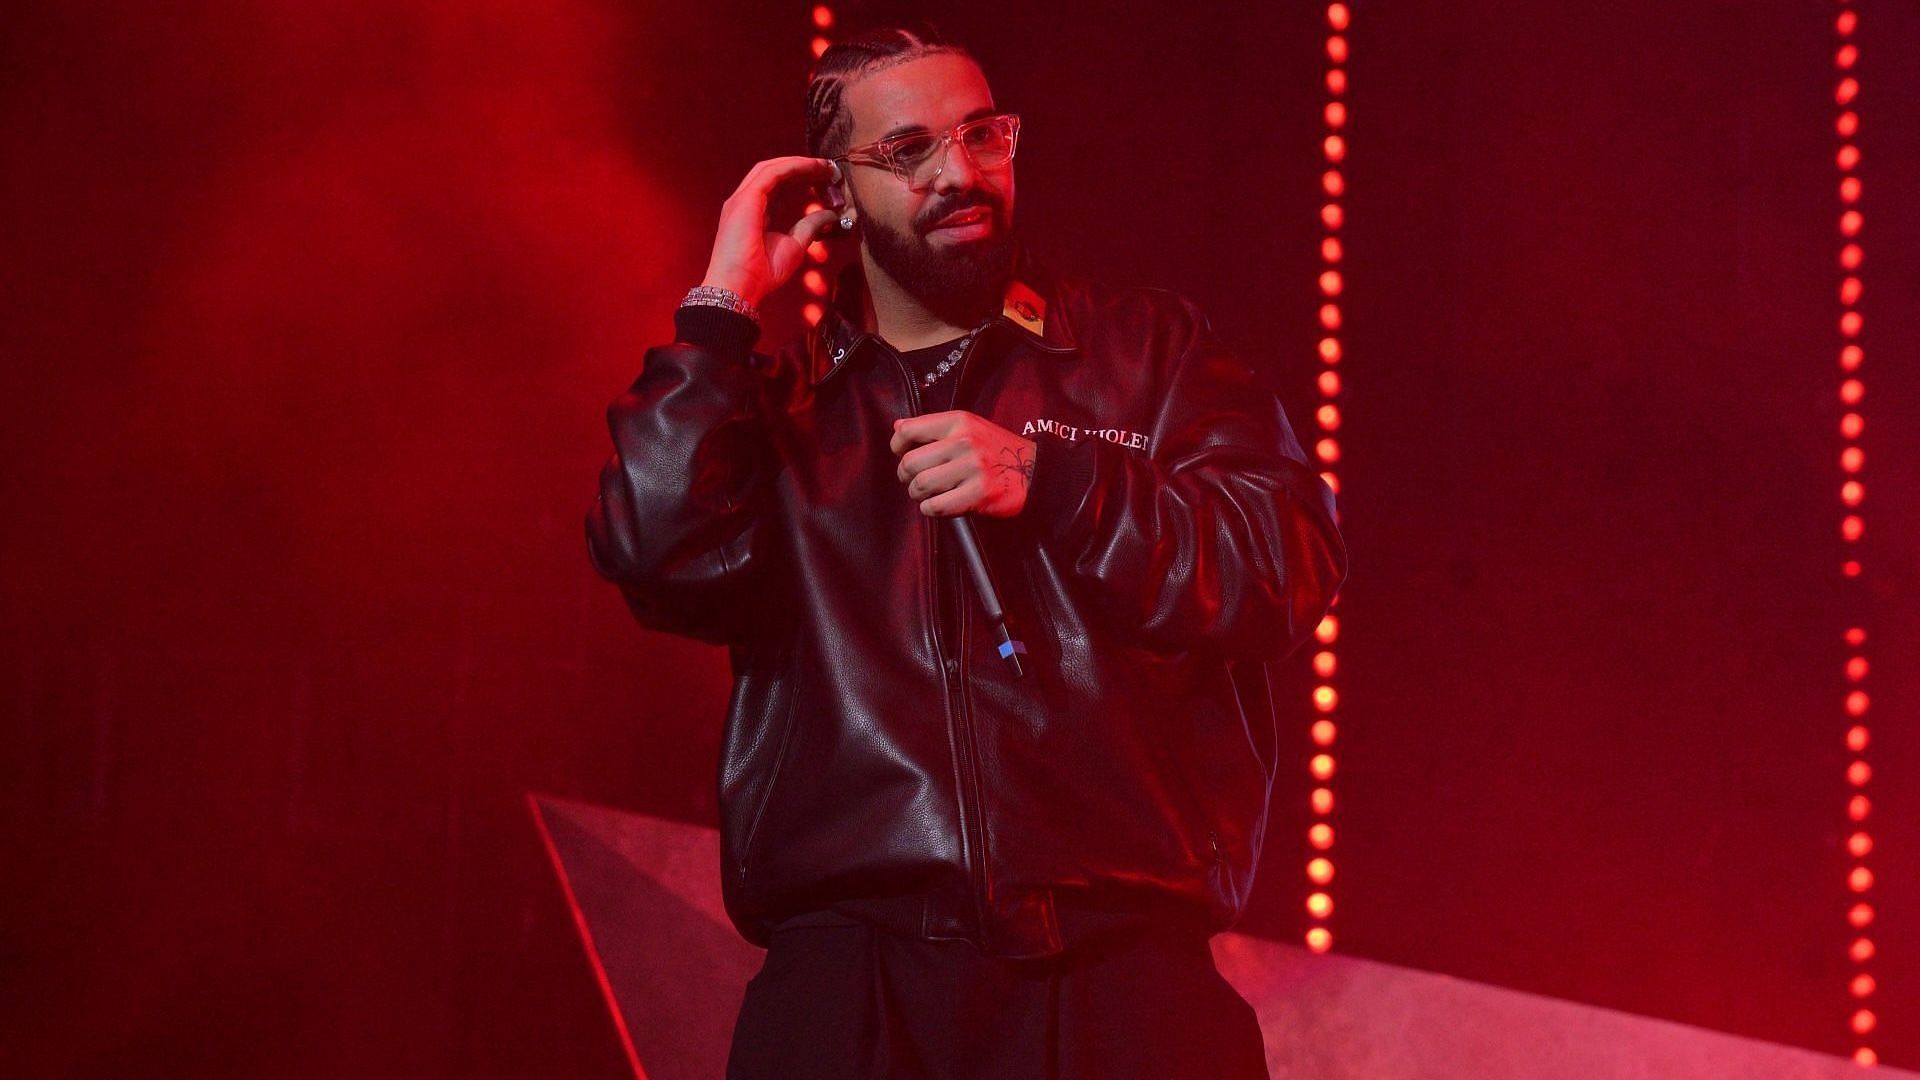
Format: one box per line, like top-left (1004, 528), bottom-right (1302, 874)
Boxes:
top-left (905, 458), bottom-right (972, 502)
top-left (733, 156), bottom-right (839, 205)
top-left (897, 438), bottom-right (965, 483)
top-left (920, 478), bottom-right (981, 517)
top-left (789, 206), bottom-right (841, 249)
top-left (890, 412), bottom-right (962, 456)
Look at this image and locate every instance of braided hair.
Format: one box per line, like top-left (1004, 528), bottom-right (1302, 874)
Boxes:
top-left (804, 24), bottom-right (977, 159)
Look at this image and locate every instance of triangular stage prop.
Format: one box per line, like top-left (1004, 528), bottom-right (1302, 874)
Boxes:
top-left (528, 794), bottom-right (1899, 1079)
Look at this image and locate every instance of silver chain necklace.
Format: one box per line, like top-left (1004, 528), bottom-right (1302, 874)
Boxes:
top-left (920, 321), bottom-right (991, 388)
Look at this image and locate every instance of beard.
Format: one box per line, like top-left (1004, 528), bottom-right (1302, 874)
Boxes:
top-left (858, 191), bottom-right (1016, 327)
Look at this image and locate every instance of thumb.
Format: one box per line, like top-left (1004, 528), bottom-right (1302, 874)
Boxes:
top-left (789, 206), bottom-right (844, 249)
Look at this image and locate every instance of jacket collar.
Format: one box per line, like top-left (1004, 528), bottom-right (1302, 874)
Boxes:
top-left (808, 239), bottom-right (1078, 387)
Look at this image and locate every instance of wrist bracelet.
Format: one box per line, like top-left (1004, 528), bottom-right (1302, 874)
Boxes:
top-left (681, 285), bottom-right (761, 324)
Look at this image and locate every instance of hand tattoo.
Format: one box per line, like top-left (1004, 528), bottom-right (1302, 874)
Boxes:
top-left (992, 445), bottom-right (1035, 489)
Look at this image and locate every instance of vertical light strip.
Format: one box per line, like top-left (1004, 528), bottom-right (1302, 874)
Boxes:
top-left (1304, 1), bottom-right (1350, 957)
top-left (1831, 0), bottom-right (1875, 1067)
top-left (801, 6), bottom-right (839, 330)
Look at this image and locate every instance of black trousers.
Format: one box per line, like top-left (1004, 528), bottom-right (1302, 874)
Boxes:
top-left (725, 919), bottom-right (1270, 1079)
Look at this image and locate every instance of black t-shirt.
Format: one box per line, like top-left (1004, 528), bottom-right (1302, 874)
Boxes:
top-left (896, 335), bottom-right (970, 415)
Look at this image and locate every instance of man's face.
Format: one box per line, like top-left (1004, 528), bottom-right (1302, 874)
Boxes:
top-left (840, 52), bottom-right (1017, 324)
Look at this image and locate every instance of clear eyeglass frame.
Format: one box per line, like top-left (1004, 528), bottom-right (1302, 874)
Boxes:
top-left (838, 112), bottom-right (1022, 192)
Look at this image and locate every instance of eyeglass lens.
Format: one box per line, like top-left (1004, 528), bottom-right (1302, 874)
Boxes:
top-left (892, 118), bottom-right (1016, 185)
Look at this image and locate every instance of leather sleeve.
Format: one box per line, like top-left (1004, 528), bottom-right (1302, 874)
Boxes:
top-left (1022, 296), bottom-right (1348, 661)
top-left (584, 310), bottom-right (773, 646)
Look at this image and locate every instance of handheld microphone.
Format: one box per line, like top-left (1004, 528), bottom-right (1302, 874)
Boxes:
top-left (945, 515), bottom-right (1027, 678)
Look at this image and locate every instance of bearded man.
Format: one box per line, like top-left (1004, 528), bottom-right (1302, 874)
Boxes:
top-left (587, 23), bottom-right (1347, 1079)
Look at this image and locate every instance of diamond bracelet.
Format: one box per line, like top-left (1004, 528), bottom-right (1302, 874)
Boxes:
top-left (681, 285), bottom-right (761, 325)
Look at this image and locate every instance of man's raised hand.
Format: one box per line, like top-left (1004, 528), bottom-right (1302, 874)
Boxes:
top-left (701, 157), bottom-right (843, 306)
top-left (891, 411), bottom-right (1038, 518)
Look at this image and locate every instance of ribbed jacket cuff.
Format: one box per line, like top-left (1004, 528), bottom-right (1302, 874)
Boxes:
top-left (673, 305), bottom-right (761, 364)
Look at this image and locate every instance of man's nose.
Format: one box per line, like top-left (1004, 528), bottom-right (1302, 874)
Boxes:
top-left (929, 138), bottom-right (979, 194)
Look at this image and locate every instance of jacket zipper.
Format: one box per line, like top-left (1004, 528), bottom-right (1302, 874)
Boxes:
top-left (889, 332), bottom-right (995, 935)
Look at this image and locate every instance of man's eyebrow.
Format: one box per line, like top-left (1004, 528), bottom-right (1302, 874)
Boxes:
top-left (879, 105), bottom-right (999, 142)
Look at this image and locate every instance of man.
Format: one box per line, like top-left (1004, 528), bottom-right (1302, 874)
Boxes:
top-left (587, 23), bottom-right (1347, 1079)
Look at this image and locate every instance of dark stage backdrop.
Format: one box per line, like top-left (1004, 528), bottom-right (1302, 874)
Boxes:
top-left (3, 1), bottom-right (1915, 1075)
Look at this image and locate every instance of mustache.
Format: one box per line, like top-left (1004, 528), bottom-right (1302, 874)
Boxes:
top-left (918, 194), bottom-right (1001, 233)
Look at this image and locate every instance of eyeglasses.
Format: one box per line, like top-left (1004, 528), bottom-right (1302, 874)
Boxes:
top-left (839, 112), bottom-right (1021, 192)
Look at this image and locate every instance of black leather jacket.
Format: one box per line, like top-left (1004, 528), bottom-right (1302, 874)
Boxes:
top-left (587, 244), bottom-right (1347, 959)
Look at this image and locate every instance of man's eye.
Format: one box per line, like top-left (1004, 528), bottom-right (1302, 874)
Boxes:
top-left (890, 136), bottom-right (938, 164)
